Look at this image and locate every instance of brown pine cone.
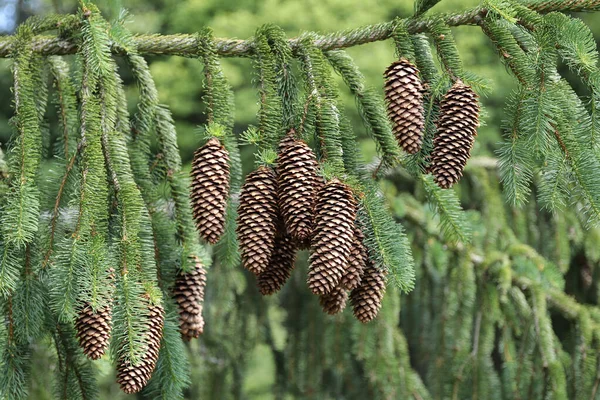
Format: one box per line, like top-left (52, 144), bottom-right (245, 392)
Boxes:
top-left (190, 137), bottom-right (231, 244)
top-left (430, 80), bottom-right (480, 189)
top-left (384, 59), bottom-right (425, 154)
top-left (236, 166), bottom-right (279, 275)
top-left (75, 304), bottom-right (112, 360)
top-left (257, 233), bottom-right (297, 295)
top-left (276, 130), bottom-right (319, 242)
top-left (350, 260), bottom-right (387, 323)
top-left (116, 304), bottom-right (164, 394)
top-left (340, 225), bottom-right (367, 291)
top-left (307, 179), bottom-right (357, 295)
top-left (319, 286), bottom-right (348, 315)
top-left (173, 256), bottom-right (207, 340)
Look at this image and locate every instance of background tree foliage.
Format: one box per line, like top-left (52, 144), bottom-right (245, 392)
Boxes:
top-left (1, 0), bottom-right (600, 399)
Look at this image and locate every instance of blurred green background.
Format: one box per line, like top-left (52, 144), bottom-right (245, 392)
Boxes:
top-left (1, 0), bottom-right (600, 398)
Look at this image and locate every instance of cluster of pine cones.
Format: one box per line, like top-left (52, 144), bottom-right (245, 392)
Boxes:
top-left (189, 131), bottom-right (387, 323)
top-left (384, 58), bottom-right (480, 188)
top-left (74, 257), bottom-right (207, 394)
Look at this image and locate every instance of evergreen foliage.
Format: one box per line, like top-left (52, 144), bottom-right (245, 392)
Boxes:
top-left (0, 0), bottom-right (600, 397)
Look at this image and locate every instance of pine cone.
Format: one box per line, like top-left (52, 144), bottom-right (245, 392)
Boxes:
top-left (384, 59), bottom-right (425, 154)
top-left (75, 304), bottom-right (112, 360)
top-left (340, 226), bottom-right (367, 291)
top-left (430, 80), bottom-right (480, 189)
top-left (307, 179), bottom-right (357, 295)
top-left (319, 286), bottom-right (348, 315)
top-left (276, 130), bottom-right (319, 242)
top-left (257, 233), bottom-right (297, 295)
top-left (350, 260), bottom-right (387, 323)
top-left (117, 304), bottom-right (164, 394)
top-left (173, 256), bottom-right (207, 340)
top-left (190, 137), bottom-right (230, 244)
top-left (236, 166), bottom-right (279, 275)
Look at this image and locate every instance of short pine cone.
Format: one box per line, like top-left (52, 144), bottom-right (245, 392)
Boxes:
top-left (430, 80), bottom-right (480, 189)
top-left (384, 59), bottom-right (425, 154)
top-left (340, 226), bottom-right (367, 291)
top-left (173, 256), bottom-right (207, 340)
top-left (308, 179), bottom-right (357, 295)
top-left (350, 260), bottom-right (387, 323)
top-left (319, 286), bottom-right (348, 315)
top-left (117, 304), bottom-right (164, 394)
top-left (257, 233), bottom-right (297, 295)
top-left (237, 166), bottom-right (279, 275)
top-left (190, 137), bottom-right (231, 244)
top-left (276, 130), bottom-right (319, 242)
top-left (75, 304), bottom-right (112, 360)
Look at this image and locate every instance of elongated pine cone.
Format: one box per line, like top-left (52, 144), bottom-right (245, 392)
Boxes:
top-left (308, 179), bottom-right (357, 295)
top-left (190, 137), bottom-right (231, 244)
top-left (237, 166), bottom-right (279, 275)
top-left (350, 260), bottom-right (387, 323)
top-left (319, 286), bottom-right (348, 315)
top-left (257, 233), bottom-right (297, 295)
top-left (75, 304), bottom-right (112, 360)
top-left (430, 80), bottom-right (480, 189)
top-left (173, 256), bottom-right (207, 340)
top-left (117, 304), bottom-right (164, 394)
top-left (340, 226), bottom-right (367, 291)
top-left (276, 130), bottom-right (319, 242)
top-left (384, 59), bottom-right (425, 154)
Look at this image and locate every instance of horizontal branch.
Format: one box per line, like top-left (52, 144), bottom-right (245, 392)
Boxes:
top-left (0, 0), bottom-right (599, 58)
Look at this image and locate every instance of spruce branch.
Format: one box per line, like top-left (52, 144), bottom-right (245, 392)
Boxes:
top-left (0, 1), bottom-right (599, 58)
top-left (325, 50), bottom-right (402, 169)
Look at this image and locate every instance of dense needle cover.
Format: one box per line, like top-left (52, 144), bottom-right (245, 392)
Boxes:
top-left (1, 0), bottom-right (600, 398)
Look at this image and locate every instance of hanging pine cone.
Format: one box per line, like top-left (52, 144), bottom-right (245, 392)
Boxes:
top-left (75, 304), bottom-right (112, 360)
top-left (173, 256), bottom-right (207, 340)
top-left (307, 179), bottom-right (357, 295)
top-left (276, 130), bottom-right (319, 242)
top-left (430, 80), bottom-right (480, 189)
top-left (319, 286), bottom-right (348, 315)
top-left (190, 137), bottom-right (230, 244)
top-left (257, 233), bottom-right (297, 295)
top-left (350, 260), bottom-right (387, 323)
top-left (116, 304), bottom-right (164, 394)
top-left (340, 225), bottom-right (367, 291)
top-left (236, 166), bottom-right (279, 275)
top-left (384, 59), bottom-right (425, 154)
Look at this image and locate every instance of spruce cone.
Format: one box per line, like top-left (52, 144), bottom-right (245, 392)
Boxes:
top-left (173, 256), bottom-right (207, 340)
top-left (257, 233), bottom-right (297, 295)
top-left (190, 137), bottom-right (230, 244)
top-left (430, 80), bottom-right (480, 189)
top-left (307, 179), bottom-right (357, 295)
top-left (350, 260), bottom-right (387, 323)
top-left (384, 59), bottom-right (425, 154)
top-left (340, 226), bottom-right (367, 291)
top-left (117, 304), bottom-right (164, 394)
top-left (237, 166), bottom-right (279, 275)
top-left (75, 305), bottom-right (112, 360)
top-left (276, 130), bottom-right (319, 242)
top-left (319, 286), bottom-right (348, 315)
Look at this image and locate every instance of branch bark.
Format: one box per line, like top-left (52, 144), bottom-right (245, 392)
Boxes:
top-left (0, 0), bottom-right (599, 58)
